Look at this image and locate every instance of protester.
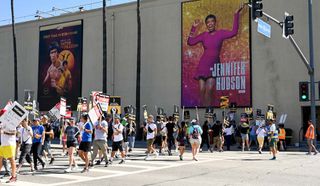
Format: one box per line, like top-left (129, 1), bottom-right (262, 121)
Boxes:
top-left (211, 120), bottom-right (223, 152)
top-left (278, 124), bottom-right (286, 151)
top-left (90, 115), bottom-right (109, 167)
top-left (32, 118), bottom-right (46, 171)
top-left (240, 121), bottom-right (250, 151)
top-left (41, 115), bottom-right (55, 164)
top-left (127, 117), bottom-right (136, 153)
top-left (144, 115), bottom-right (158, 160)
top-left (61, 119), bottom-right (68, 156)
top-left (305, 120), bottom-right (318, 155)
top-left (188, 119), bottom-right (203, 161)
top-left (64, 118), bottom-right (80, 172)
top-left (166, 116), bottom-right (176, 156)
top-left (177, 121), bottom-right (188, 160)
top-left (200, 120), bottom-right (210, 152)
top-left (224, 124), bottom-right (234, 151)
top-left (109, 114), bottom-right (126, 164)
top-left (0, 120), bottom-right (18, 182)
top-left (256, 124), bottom-right (267, 154)
top-left (78, 114), bottom-right (93, 173)
top-left (268, 119), bottom-right (278, 160)
top-left (17, 119), bottom-right (34, 173)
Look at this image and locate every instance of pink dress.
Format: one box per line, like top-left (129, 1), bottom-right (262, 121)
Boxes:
top-left (187, 12), bottom-right (240, 80)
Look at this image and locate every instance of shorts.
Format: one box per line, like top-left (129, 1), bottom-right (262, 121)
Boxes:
top-left (147, 139), bottom-right (155, 147)
top-left (213, 136), bottom-right (222, 147)
top-left (153, 136), bottom-right (163, 146)
top-left (0, 145), bottom-right (16, 159)
top-left (112, 141), bottom-right (124, 152)
top-left (269, 138), bottom-right (277, 148)
top-left (241, 133), bottom-right (249, 141)
top-left (79, 142), bottom-right (91, 152)
top-left (67, 141), bottom-right (77, 148)
top-left (189, 138), bottom-right (201, 145)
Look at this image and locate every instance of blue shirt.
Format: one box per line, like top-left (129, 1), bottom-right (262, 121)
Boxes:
top-left (81, 122), bottom-right (93, 142)
top-left (32, 125), bottom-right (44, 143)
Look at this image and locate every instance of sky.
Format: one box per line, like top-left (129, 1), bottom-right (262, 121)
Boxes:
top-left (0, 0), bottom-right (136, 25)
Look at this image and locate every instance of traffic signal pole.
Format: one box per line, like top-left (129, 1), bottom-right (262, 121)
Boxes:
top-left (249, 1), bottom-right (317, 142)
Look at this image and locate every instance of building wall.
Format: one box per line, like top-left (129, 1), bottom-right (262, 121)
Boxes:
top-left (0, 0), bottom-right (319, 142)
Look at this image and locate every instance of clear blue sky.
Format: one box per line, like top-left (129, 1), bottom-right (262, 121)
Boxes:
top-left (0, 0), bottom-right (136, 25)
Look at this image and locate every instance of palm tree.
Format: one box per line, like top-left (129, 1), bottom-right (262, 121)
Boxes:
top-left (11, 0), bottom-right (18, 101)
top-left (136, 0), bottom-right (141, 138)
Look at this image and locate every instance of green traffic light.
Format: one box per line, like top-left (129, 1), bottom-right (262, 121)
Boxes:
top-left (301, 95), bottom-right (307, 100)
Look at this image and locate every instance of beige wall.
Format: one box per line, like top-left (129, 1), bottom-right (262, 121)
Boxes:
top-left (0, 0), bottom-right (319, 142)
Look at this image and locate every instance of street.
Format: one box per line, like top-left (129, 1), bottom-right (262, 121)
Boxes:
top-left (2, 147), bottom-right (319, 186)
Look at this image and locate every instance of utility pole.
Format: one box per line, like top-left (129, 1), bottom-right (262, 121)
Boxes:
top-left (103, 0), bottom-right (107, 93)
top-left (136, 0), bottom-right (141, 135)
top-left (308, 0), bottom-right (316, 141)
top-left (11, 0), bottom-right (18, 101)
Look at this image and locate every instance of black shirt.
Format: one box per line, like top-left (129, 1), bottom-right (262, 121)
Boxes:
top-left (212, 124), bottom-right (222, 137)
top-left (166, 122), bottom-right (175, 137)
top-left (43, 123), bottom-right (52, 141)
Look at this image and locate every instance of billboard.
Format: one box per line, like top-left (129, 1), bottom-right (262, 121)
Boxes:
top-left (182, 0), bottom-right (251, 107)
top-left (37, 20), bottom-right (83, 111)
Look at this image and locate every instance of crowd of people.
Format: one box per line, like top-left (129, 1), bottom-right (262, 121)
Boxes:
top-left (0, 109), bottom-right (318, 183)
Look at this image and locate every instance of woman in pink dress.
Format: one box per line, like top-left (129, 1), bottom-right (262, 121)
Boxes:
top-left (187, 4), bottom-right (246, 106)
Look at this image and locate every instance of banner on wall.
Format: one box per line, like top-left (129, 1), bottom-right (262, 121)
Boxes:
top-left (37, 20), bottom-right (83, 111)
top-left (181, 0), bottom-right (251, 108)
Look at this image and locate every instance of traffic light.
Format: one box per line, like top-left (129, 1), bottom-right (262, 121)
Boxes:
top-left (252, 0), bottom-right (263, 20)
top-left (299, 82), bottom-right (309, 101)
top-left (283, 13), bottom-right (294, 38)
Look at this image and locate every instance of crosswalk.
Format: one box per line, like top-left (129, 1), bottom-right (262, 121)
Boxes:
top-left (0, 148), bottom-right (279, 186)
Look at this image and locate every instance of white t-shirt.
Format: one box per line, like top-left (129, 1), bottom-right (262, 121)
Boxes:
top-left (19, 126), bottom-right (33, 144)
top-left (1, 132), bottom-right (16, 146)
top-left (146, 123), bottom-right (157, 140)
top-left (113, 123), bottom-right (124, 142)
top-left (269, 124), bottom-right (276, 133)
top-left (224, 126), bottom-right (233, 135)
top-left (256, 127), bottom-right (266, 138)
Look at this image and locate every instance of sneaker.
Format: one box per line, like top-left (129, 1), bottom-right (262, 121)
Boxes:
top-left (95, 160), bottom-right (101, 165)
top-left (65, 167), bottom-right (72, 173)
top-left (306, 152), bottom-right (312, 155)
top-left (49, 158), bottom-right (55, 165)
top-left (119, 160), bottom-right (125, 164)
top-left (72, 165), bottom-right (79, 171)
top-left (6, 176), bottom-right (17, 183)
top-left (155, 152), bottom-right (159, 158)
top-left (81, 168), bottom-right (89, 173)
top-left (199, 148), bottom-right (203, 152)
top-left (193, 157), bottom-right (198, 161)
top-left (179, 155), bottom-right (183, 161)
top-left (258, 150), bottom-right (262, 154)
top-left (128, 148), bottom-right (132, 152)
top-left (89, 162), bottom-right (94, 168)
top-left (314, 151), bottom-right (318, 155)
top-left (270, 157), bottom-right (276, 160)
top-left (42, 162), bottom-right (46, 169)
top-left (108, 160), bottom-right (113, 165)
top-left (144, 155), bottom-right (150, 160)
top-left (105, 162), bottom-right (109, 167)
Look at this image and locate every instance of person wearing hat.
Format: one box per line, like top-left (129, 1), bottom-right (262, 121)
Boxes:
top-left (240, 120), bottom-right (250, 152)
top-left (188, 119), bottom-right (203, 161)
top-left (31, 118), bottom-right (46, 171)
top-left (41, 115), bottom-right (55, 165)
top-left (90, 114), bottom-right (109, 168)
top-left (144, 115), bottom-right (158, 160)
top-left (109, 114), bottom-right (126, 164)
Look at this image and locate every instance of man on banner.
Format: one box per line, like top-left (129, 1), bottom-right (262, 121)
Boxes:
top-left (43, 42), bottom-right (62, 97)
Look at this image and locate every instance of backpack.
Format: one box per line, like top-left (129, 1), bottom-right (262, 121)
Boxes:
top-left (192, 126), bottom-right (199, 139)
